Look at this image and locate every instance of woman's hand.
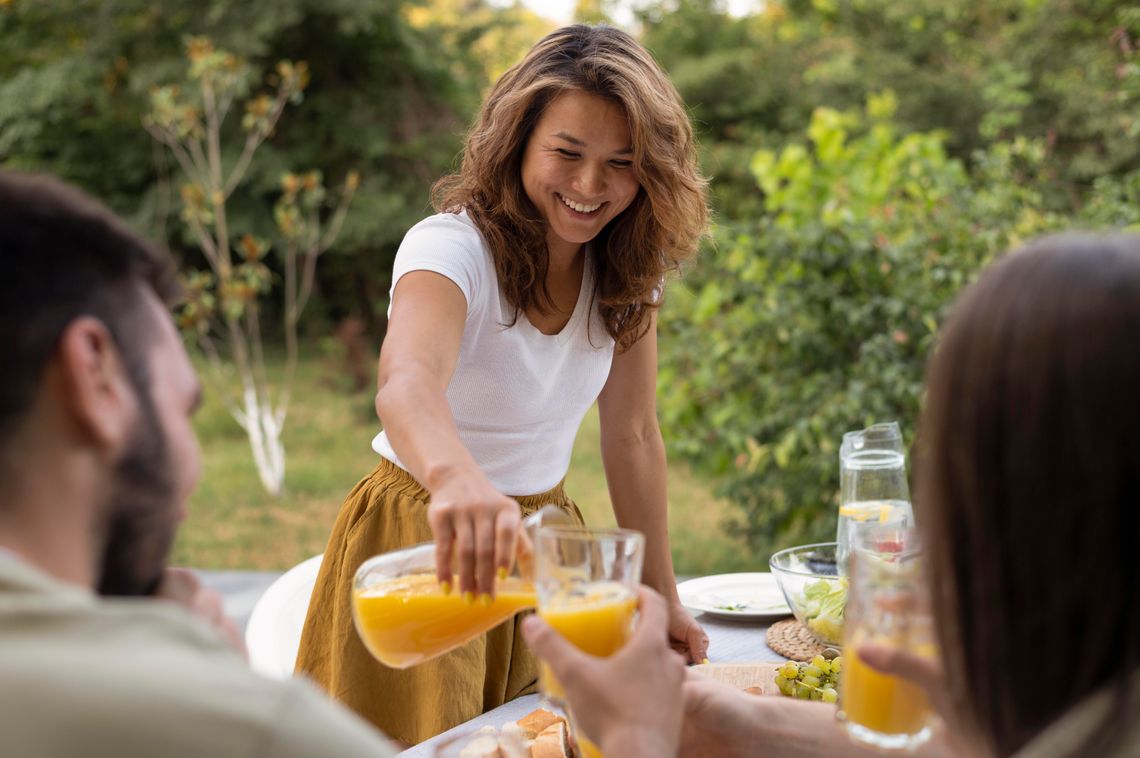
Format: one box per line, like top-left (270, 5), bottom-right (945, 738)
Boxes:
top-left (522, 586), bottom-right (686, 757)
top-left (666, 600), bottom-right (709, 663)
top-left (426, 466), bottom-right (522, 599)
top-left (857, 644), bottom-right (984, 757)
top-left (856, 643), bottom-right (950, 723)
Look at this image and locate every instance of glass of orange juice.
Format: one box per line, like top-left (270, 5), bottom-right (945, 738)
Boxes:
top-left (534, 525), bottom-right (644, 723)
top-left (840, 525), bottom-right (936, 751)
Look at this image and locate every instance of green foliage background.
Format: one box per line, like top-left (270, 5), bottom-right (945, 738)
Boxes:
top-left (4, 0), bottom-right (1140, 562)
top-left (642, 0), bottom-right (1140, 558)
top-left (0, 0), bottom-right (548, 333)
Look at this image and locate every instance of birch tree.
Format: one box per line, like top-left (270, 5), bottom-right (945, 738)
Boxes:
top-left (145, 37), bottom-right (358, 495)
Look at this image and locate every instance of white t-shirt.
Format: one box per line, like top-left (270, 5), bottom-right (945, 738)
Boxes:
top-left (372, 211), bottom-right (616, 495)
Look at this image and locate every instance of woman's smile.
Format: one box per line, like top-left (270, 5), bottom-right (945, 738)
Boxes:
top-left (557, 192), bottom-right (605, 216)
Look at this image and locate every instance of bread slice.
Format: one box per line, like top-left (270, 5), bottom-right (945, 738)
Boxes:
top-left (498, 721), bottom-right (531, 758)
top-left (530, 721), bottom-right (572, 758)
top-left (516, 708), bottom-right (565, 740)
top-left (459, 726), bottom-right (503, 758)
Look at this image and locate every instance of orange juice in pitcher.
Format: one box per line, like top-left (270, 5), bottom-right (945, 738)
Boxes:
top-left (350, 505), bottom-right (574, 669)
top-left (352, 573), bottom-right (536, 668)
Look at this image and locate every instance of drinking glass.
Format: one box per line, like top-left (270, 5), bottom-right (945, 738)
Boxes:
top-left (839, 526), bottom-right (936, 751)
top-left (837, 422), bottom-right (913, 574)
top-left (534, 525), bottom-right (644, 713)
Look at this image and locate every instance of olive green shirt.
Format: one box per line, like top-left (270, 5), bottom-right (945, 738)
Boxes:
top-left (0, 550), bottom-right (398, 758)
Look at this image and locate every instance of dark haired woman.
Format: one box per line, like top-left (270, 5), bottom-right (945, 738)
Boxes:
top-left (526, 233), bottom-right (1140, 758)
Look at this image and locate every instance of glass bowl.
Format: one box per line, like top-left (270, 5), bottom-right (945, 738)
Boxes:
top-left (769, 542), bottom-right (848, 646)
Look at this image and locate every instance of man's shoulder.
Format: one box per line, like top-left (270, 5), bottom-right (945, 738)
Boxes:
top-left (0, 598), bottom-right (397, 757)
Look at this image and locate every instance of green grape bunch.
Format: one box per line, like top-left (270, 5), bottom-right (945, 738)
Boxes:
top-left (774, 652), bottom-right (843, 703)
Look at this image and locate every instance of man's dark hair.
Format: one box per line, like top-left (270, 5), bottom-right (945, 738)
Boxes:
top-left (0, 171), bottom-right (179, 444)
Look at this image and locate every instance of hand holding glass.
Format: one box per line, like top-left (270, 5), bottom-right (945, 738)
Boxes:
top-left (840, 526), bottom-right (936, 752)
top-left (534, 525), bottom-right (644, 757)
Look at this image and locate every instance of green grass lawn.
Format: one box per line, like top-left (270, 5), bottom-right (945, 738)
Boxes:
top-left (173, 352), bottom-right (757, 576)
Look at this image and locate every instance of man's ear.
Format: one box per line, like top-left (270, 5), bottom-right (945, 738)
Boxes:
top-left (56, 316), bottom-right (139, 451)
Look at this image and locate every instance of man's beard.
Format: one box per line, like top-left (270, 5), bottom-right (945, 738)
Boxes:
top-left (96, 392), bottom-right (178, 597)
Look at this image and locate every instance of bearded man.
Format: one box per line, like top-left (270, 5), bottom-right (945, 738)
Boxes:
top-left (0, 171), bottom-right (398, 757)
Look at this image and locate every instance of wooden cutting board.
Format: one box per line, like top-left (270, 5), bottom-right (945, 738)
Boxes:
top-left (690, 661), bottom-right (785, 696)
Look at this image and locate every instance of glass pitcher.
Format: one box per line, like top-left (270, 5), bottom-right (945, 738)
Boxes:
top-left (351, 505), bottom-right (574, 669)
top-left (836, 422), bottom-right (913, 574)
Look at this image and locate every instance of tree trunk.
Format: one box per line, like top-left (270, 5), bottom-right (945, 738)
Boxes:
top-left (242, 383), bottom-right (285, 497)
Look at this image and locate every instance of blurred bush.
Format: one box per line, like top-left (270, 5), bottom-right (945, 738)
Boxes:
top-left (657, 100), bottom-right (1070, 558)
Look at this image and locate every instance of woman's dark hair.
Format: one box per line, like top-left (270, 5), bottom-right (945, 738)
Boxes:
top-left (0, 171), bottom-right (178, 446)
top-left (917, 233), bottom-right (1140, 755)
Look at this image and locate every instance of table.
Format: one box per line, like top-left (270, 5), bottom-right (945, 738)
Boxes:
top-left (399, 610), bottom-right (788, 756)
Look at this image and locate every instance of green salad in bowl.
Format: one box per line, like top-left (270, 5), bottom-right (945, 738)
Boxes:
top-left (769, 542), bottom-right (847, 646)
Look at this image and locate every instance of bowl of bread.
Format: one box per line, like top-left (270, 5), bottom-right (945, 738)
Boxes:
top-left (449, 708), bottom-right (573, 758)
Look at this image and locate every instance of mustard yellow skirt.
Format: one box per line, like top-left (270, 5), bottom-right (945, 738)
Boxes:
top-left (295, 457), bottom-right (583, 744)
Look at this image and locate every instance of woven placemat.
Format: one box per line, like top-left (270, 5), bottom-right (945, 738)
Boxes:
top-left (765, 618), bottom-right (832, 661)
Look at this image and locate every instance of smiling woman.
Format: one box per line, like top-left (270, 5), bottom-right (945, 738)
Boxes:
top-left (294, 24), bottom-right (711, 744)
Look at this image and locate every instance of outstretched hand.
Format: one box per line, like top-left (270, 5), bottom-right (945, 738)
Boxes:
top-left (522, 586), bottom-right (686, 757)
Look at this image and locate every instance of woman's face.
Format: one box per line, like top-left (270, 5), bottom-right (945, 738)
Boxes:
top-left (521, 89), bottom-right (641, 260)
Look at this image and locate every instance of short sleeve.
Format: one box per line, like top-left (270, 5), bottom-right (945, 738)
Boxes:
top-left (389, 213), bottom-right (489, 318)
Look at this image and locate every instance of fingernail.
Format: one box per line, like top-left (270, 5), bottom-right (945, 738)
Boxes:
top-left (480, 593), bottom-right (493, 607)
top-left (497, 567), bottom-right (508, 581)
top-left (463, 591), bottom-right (475, 606)
top-left (440, 581), bottom-right (452, 596)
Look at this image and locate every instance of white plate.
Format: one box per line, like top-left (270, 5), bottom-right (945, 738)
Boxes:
top-left (677, 573), bottom-right (792, 620)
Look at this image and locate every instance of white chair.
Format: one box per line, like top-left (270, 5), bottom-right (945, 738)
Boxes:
top-left (244, 554), bottom-right (323, 680)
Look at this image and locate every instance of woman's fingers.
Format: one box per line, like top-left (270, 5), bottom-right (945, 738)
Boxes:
top-left (857, 643), bottom-right (941, 690)
top-left (427, 488), bottom-right (522, 597)
top-left (493, 505), bottom-right (521, 587)
top-left (473, 509), bottom-right (497, 598)
top-left (453, 515), bottom-right (477, 598)
top-left (427, 507), bottom-right (456, 591)
top-left (857, 642), bottom-right (951, 721)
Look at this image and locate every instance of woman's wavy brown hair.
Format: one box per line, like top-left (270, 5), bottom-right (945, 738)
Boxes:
top-left (918, 234), bottom-right (1140, 755)
top-left (432, 24), bottom-right (709, 350)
